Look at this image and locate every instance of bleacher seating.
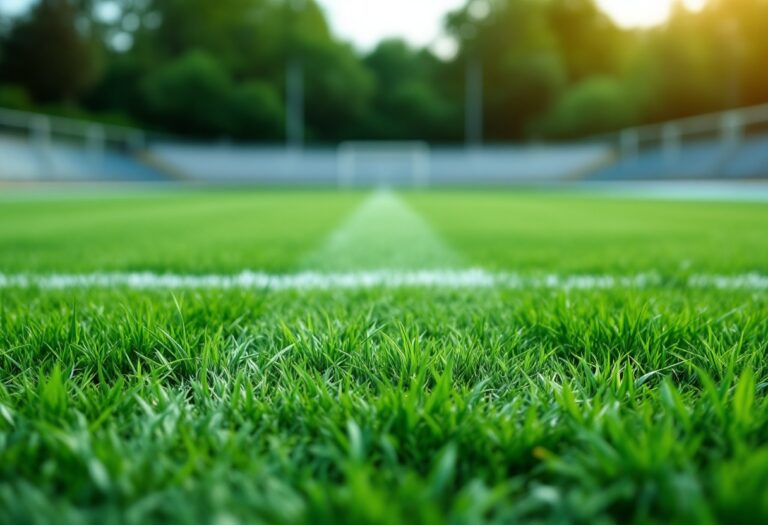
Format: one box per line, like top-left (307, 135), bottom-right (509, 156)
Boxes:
top-left (0, 135), bottom-right (166, 182)
top-left (147, 143), bottom-right (612, 185)
top-left (2, 102), bottom-right (766, 185)
top-left (590, 135), bottom-right (768, 181)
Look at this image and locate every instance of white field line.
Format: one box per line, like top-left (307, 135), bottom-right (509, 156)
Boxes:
top-left (0, 270), bottom-right (767, 291)
top-left (302, 190), bottom-right (462, 271)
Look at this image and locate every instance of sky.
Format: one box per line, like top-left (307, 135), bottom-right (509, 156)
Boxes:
top-left (319, 0), bottom-right (465, 53)
top-left (319, 0), bottom-right (710, 54)
top-left (2, 0), bottom-right (710, 53)
top-left (595, 0), bottom-right (708, 28)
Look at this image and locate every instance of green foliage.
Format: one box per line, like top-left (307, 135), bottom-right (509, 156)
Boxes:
top-left (364, 40), bottom-right (459, 141)
top-left (2, 0), bottom-right (768, 140)
top-left (301, 40), bottom-right (374, 142)
top-left (141, 51), bottom-right (236, 137)
top-left (533, 77), bottom-right (635, 139)
top-left (487, 51), bottom-right (567, 139)
top-left (229, 81), bottom-right (285, 140)
top-left (139, 51), bottom-right (284, 139)
top-left (624, 23), bottom-right (722, 122)
top-left (0, 84), bottom-right (31, 110)
top-left (0, 0), bottom-right (102, 103)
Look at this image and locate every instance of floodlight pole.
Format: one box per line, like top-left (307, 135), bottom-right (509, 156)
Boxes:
top-left (286, 59), bottom-right (304, 150)
top-left (285, 0), bottom-right (305, 152)
top-left (465, 57), bottom-right (483, 148)
top-left (720, 18), bottom-right (743, 109)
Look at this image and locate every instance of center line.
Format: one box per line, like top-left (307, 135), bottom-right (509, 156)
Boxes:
top-left (301, 190), bottom-right (462, 271)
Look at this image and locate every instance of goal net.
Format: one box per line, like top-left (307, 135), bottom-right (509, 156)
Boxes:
top-left (337, 141), bottom-right (431, 188)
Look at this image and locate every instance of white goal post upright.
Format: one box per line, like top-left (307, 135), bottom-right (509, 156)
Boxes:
top-left (337, 141), bottom-right (431, 188)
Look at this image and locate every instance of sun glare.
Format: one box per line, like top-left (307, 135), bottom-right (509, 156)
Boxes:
top-left (596, 0), bottom-right (709, 28)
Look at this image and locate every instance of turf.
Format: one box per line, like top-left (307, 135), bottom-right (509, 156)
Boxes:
top-left (0, 190), bottom-right (362, 273)
top-left (1, 189), bottom-right (767, 524)
top-left (2, 189), bottom-right (767, 272)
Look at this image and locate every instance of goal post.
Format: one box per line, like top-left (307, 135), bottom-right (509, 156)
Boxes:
top-left (337, 141), bottom-right (431, 188)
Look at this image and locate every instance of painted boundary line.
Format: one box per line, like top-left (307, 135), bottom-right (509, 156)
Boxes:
top-left (0, 270), bottom-right (767, 291)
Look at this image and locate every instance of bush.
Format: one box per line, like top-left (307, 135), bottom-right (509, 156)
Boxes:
top-left (141, 51), bottom-right (234, 137)
top-left (0, 84), bottom-right (32, 110)
top-left (534, 76), bottom-right (635, 139)
top-left (229, 82), bottom-right (284, 141)
top-left (0, 0), bottom-right (101, 103)
top-left (487, 52), bottom-right (568, 140)
top-left (389, 81), bottom-right (457, 141)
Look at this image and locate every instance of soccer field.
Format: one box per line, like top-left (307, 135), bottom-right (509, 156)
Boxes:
top-left (1, 189), bottom-right (767, 524)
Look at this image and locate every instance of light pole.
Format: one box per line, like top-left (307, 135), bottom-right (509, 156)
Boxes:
top-left (463, 1), bottom-right (489, 149)
top-left (720, 18), bottom-right (744, 109)
top-left (285, 0), bottom-right (305, 151)
top-left (465, 57), bottom-right (483, 148)
top-left (286, 59), bottom-right (304, 150)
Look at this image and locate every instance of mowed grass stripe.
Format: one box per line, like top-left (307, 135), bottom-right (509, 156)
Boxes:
top-left (302, 191), bottom-right (462, 271)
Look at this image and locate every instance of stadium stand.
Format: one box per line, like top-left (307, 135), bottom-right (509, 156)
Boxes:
top-left (590, 104), bottom-right (768, 181)
top-left (590, 138), bottom-right (768, 180)
top-left (724, 136), bottom-right (768, 178)
top-left (0, 135), bottom-right (165, 181)
top-left (0, 108), bottom-right (167, 182)
top-left (147, 143), bottom-right (612, 186)
top-left (1, 104), bottom-right (766, 185)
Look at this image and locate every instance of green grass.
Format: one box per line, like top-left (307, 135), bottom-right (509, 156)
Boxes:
top-left (406, 192), bottom-right (768, 273)
top-left (1, 189), bottom-right (767, 524)
top-left (2, 190), bottom-right (767, 273)
top-left (0, 190), bottom-right (362, 273)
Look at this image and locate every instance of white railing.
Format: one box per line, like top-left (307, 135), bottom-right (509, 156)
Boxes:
top-left (0, 107), bottom-right (155, 180)
top-left (0, 107), bottom-right (146, 156)
top-left (616, 103), bottom-right (768, 163)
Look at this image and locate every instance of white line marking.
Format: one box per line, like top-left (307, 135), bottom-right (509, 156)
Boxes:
top-left (302, 190), bottom-right (462, 271)
top-left (0, 270), bottom-right (766, 291)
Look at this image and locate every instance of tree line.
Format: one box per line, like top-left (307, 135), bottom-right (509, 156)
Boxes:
top-left (0, 0), bottom-right (766, 143)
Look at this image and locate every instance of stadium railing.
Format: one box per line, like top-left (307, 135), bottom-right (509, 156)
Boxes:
top-left (7, 103), bottom-right (764, 185)
top-left (0, 107), bottom-right (162, 181)
top-left (593, 103), bottom-right (768, 180)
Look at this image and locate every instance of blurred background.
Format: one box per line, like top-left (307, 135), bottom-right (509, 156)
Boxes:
top-left (0, 0), bottom-right (766, 186)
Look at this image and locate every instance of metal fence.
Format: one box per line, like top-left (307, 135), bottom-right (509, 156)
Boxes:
top-left (595, 103), bottom-right (768, 179)
top-left (0, 107), bottom-right (146, 153)
top-left (2, 102), bottom-right (767, 183)
top-left (0, 107), bottom-right (161, 181)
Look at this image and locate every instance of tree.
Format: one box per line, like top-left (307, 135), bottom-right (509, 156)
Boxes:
top-left (447, 0), bottom-right (568, 141)
top-left (362, 39), bottom-right (459, 140)
top-left (88, 0), bottom-right (373, 142)
top-left (3, 0), bottom-right (767, 142)
top-left (534, 76), bottom-right (635, 139)
top-left (229, 81), bottom-right (284, 140)
top-left (140, 51), bottom-right (235, 137)
top-left (0, 0), bottom-right (101, 103)
top-left (544, 0), bottom-right (625, 82)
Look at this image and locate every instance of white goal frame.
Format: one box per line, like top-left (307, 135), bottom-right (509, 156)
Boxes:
top-left (337, 141), bottom-right (431, 188)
